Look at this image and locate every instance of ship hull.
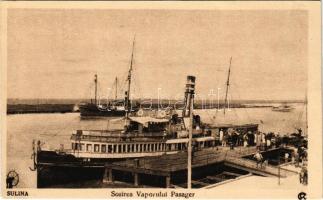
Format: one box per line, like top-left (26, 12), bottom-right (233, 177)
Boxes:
top-left (79, 103), bottom-right (126, 117)
top-left (37, 164), bottom-right (105, 188)
top-left (36, 150), bottom-right (124, 188)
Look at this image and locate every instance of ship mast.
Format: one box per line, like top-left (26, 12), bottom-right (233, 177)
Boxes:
top-left (94, 74), bottom-right (98, 105)
top-left (125, 36), bottom-right (135, 118)
top-left (115, 77), bottom-right (118, 100)
top-left (223, 57), bottom-right (232, 115)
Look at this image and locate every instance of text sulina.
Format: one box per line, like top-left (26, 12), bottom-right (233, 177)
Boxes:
top-left (7, 191), bottom-right (29, 196)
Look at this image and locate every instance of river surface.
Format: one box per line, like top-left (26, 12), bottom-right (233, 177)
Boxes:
top-left (6, 105), bottom-right (306, 188)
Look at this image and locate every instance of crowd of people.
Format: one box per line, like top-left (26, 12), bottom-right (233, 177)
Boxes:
top-left (217, 127), bottom-right (308, 185)
top-left (217, 128), bottom-right (298, 150)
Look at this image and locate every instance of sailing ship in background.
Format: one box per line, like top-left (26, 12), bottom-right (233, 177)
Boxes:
top-left (79, 38), bottom-right (140, 117)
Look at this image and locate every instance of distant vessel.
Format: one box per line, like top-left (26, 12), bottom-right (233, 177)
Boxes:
top-left (272, 103), bottom-right (295, 112)
top-left (79, 37), bottom-right (139, 117)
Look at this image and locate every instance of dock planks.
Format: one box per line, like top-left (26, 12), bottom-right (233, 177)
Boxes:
top-left (106, 147), bottom-right (259, 175)
top-left (104, 146), bottom-right (297, 188)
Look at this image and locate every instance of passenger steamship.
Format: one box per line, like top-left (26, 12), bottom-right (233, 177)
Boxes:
top-left (33, 75), bottom-right (258, 187)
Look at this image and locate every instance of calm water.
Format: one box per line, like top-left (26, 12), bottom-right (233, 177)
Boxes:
top-left (6, 105), bottom-right (306, 188)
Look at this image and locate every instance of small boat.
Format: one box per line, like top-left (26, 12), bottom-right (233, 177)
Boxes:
top-left (272, 104), bottom-right (295, 112)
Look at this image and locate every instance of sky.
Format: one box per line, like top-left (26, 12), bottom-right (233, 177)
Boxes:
top-left (7, 9), bottom-right (308, 101)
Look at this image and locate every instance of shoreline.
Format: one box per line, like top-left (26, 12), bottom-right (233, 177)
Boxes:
top-left (6, 103), bottom-right (274, 115)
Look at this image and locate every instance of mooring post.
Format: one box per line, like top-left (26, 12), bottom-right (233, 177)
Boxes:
top-left (103, 167), bottom-right (114, 183)
top-left (108, 168), bottom-right (113, 182)
top-left (134, 173), bottom-right (139, 186)
top-left (103, 167), bottom-right (109, 183)
top-left (166, 176), bottom-right (171, 188)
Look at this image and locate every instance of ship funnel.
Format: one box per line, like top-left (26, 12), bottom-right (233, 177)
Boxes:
top-left (182, 76), bottom-right (196, 117)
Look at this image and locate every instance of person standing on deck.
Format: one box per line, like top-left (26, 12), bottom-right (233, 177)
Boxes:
top-left (254, 151), bottom-right (263, 168)
top-left (256, 132), bottom-right (261, 150)
top-left (250, 131), bottom-right (255, 146)
top-left (219, 129), bottom-right (224, 146)
top-left (282, 134), bottom-right (289, 147)
top-left (261, 132), bottom-right (267, 150)
top-left (266, 137), bottom-right (271, 149)
top-left (223, 133), bottom-right (228, 147)
top-left (243, 134), bottom-right (248, 147)
top-left (235, 131), bottom-right (240, 146)
top-left (238, 131), bottom-right (243, 146)
top-left (297, 128), bottom-right (303, 137)
top-left (300, 165), bottom-right (308, 185)
top-left (294, 150), bottom-right (300, 167)
top-left (284, 152), bottom-right (290, 163)
top-left (271, 136), bottom-right (276, 148)
top-left (275, 133), bottom-right (281, 148)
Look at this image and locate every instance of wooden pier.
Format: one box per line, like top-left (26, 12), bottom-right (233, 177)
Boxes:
top-left (102, 146), bottom-right (297, 188)
top-left (225, 157), bottom-right (297, 178)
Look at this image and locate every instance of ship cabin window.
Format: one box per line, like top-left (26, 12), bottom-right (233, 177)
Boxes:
top-left (108, 145), bottom-right (112, 153)
top-left (127, 145), bottom-right (131, 152)
top-left (138, 124), bottom-right (143, 134)
top-left (113, 145), bottom-right (116, 153)
top-left (167, 144), bottom-right (171, 151)
top-left (136, 144), bottom-right (139, 152)
top-left (140, 144), bottom-right (143, 152)
top-left (86, 144), bottom-right (92, 152)
top-left (94, 144), bottom-right (100, 152)
top-left (101, 145), bottom-right (106, 153)
top-left (131, 144), bottom-right (134, 152)
top-left (118, 145), bottom-right (121, 153)
top-left (123, 145), bottom-right (126, 153)
top-left (143, 144), bottom-right (147, 152)
top-left (74, 143), bottom-right (80, 150)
